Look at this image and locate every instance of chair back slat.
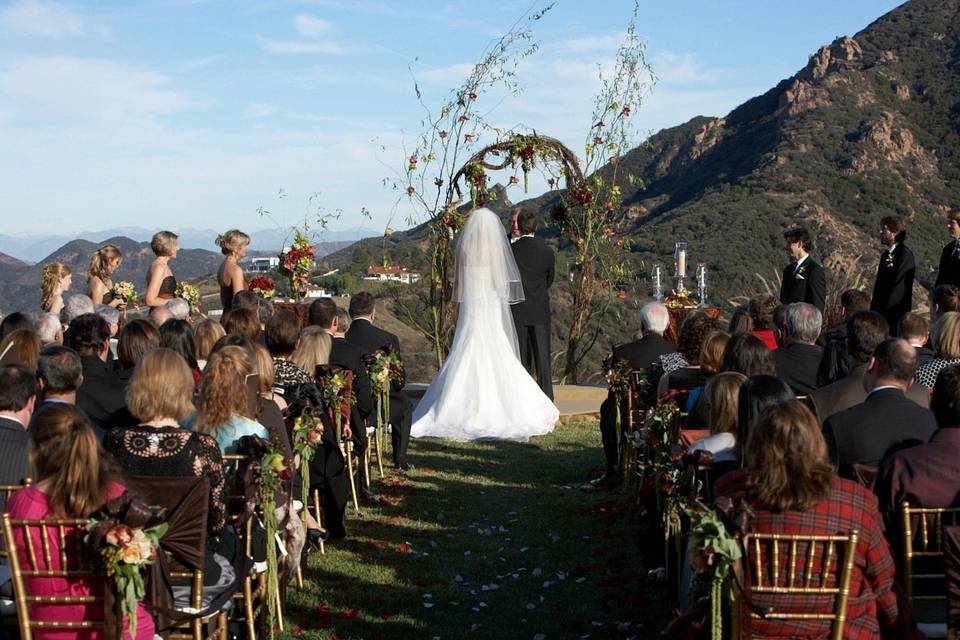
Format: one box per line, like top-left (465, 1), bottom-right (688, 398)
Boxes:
top-left (900, 502), bottom-right (960, 622)
top-left (738, 530), bottom-right (859, 640)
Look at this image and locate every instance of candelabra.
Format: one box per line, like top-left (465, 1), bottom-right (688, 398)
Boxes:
top-left (674, 241), bottom-right (688, 293)
top-left (696, 263), bottom-right (707, 305)
top-left (651, 263), bottom-right (664, 301)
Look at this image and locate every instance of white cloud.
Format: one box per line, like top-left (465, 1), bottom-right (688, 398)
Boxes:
top-left (260, 38), bottom-right (346, 55)
top-left (0, 0), bottom-right (87, 37)
top-left (556, 32), bottom-right (626, 53)
top-left (293, 14), bottom-right (331, 37)
top-left (178, 54), bottom-right (225, 72)
top-left (244, 102), bottom-right (278, 119)
top-left (653, 51), bottom-right (716, 84)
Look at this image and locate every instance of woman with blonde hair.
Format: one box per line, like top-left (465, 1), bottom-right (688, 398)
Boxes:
top-left (194, 319), bottom-right (226, 370)
top-left (87, 244), bottom-right (124, 307)
top-left (715, 401), bottom-right (909, 637)
top-left (688, 371), bottom-right (746, 464)
top-left (216, 230), bottom-right (250, 313)
top-left (39, 263), bottom-right (71, 315)
top-left (7, 404), bottom-right (155, 638)
top-left (144, 230), bottom-right (179, 308)
top-left (290, 330), bottom-right (332, 378)
top-left (195, 345), bottom-right (267, 452)
top-left (916, 310), bottom-right (960, 388)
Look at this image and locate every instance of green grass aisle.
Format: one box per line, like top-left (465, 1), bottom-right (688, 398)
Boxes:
top-left (282, 420), bottom-right (671, 639)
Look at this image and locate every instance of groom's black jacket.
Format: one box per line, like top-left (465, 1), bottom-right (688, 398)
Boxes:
top-left (329, 337), bottom-right (374, 421)
top-left (510, 235), bottom-right (555, 326)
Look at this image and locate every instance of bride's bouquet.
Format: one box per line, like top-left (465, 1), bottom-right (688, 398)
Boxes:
top-left (112, 281), bottom-right (138, 304)
top-left (175, 282), bottom-right (201, 309)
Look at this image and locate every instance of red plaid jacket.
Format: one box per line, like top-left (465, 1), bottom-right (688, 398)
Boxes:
top-left (715, 471), bottom-right (902, 639)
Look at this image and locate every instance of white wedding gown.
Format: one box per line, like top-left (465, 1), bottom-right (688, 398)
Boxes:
top-left (411, 210), bottom-right (559, 441)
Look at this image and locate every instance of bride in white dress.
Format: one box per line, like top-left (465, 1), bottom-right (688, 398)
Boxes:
top-left (411, 207), bottom-right (559, 441)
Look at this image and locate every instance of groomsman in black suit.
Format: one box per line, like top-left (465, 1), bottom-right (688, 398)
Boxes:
top-left (308, 298), bottom-right (376, 501)
top-left (510, 210), bottom-right (556, 400)
top-left (935, 210), bottom-right (960, 287)
top-left (345, 292), bottom-right (414, 471)
top-left (871, 215), bottom-right (915, 336)
top-left (779, 227), bottom-right (826, 313)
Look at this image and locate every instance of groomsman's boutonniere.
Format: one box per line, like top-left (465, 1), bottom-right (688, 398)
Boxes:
top-left (884, 252), bottom-right (896, 268)
top-left (794, 265), bottom-right (806, 280)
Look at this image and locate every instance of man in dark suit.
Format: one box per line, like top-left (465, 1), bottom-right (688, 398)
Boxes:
top-left (591, 302), bottom-right (675, 487)
top-left (935, 210), bottom-right (960, 288)
top-left (899, 312), bottom-right (934, 368)
top-left (510, 210), bottom-right (556, 400)
top-left (871, 215), bottom-right (915, 336)
top-left (0, 364), bottom-right (37, 507)
top-left (309, 297), bottom-right (376, 501)
top-left (823, 338), bottom-right (936, 480)
top-left (779, 227), bottom-right (826, 312)
top-left (773, 302), bottom-right (824, 395)
top-left (811, 311), bottom-right (929, 423)
top-left (346, 292), bottom-right (414, 471)
top-left (68, 313), bottom-right (134, 431)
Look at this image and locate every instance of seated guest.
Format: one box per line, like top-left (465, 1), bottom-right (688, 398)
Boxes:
top-left (0, 329), bottom-right (41, 370)
top-left (816, 289), bottom-right (871, 385)
top-left (747, 294), bottom-right (779, 350)
top-left (196, 345), bottom-right (267, 453)
top-left (1, 311), bottom-right (35, 340)
top-left (688, 371), bottom-right (746, 464)
top-left (8, 403), bottom-right (155, 639)
top-left (593, 302), bottom-right (676, 487)
top-left (149, 303), bottom-right (174, 327)
top-left (60, 294), bottom-right (94, 328)
top-left (656, 312), bottom-right (724, 396)
top-left (735, 375), bottom-right (794, 463)
top-left (115, 319), bottom-right (160, 390)
top-left (69, 313), bottom-right (134, 430)
top-left (900, 312), bottom-right (933, 367)
top-left (95, 304), bottom-right (120, 339)
top-left (232, 290), bottom-right (273, 331)
top-left (104, 348), bottom-right (227, 541)
top-left (727, 307), bottom-right (752, 336)
top-left (290, 331), bottom-right (332, 378)
top-left (811, 311), bottom-right (928, 423)
top-left (35, 312), bottom-right (63, 346)
top-left (772, 302), bottom-right (823, 395)
top-left (876, 364), bottom-right (960, 536)
top-left (221, 307), bottom-right (261, 342)
top-left (683, 331), bottom-right (730, 427)
top-left (720, 333), bottom-right (775, 377)
top-left (266, 309), bottom-right (314, 391)
top-left (334, 308), bottom-right (351, 338)
top-left (715, 401), bottom-right (909, 638)
top-left (0, 364), bottom-right (36, 493)
top-left (916, 311), bottom-right (960, 389)
top-left (250, 343), bottom-right (292, 453)
top-left (36, 346), bottom-right (82, 408)
top-left (770, 304), bottom-right (786, 348)
top-left (166, 297), bottom-right (190, 322)
top-left (823, 339), bottom-right (936, 479)
top-left (194, 319), bottom-right (225, 371)
top-left (160, 319), bottom-right (201, 386)
top-left (930, 284), bottom-right (960, 325)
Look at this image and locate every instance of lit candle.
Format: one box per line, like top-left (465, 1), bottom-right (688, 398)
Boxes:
top-left (675, 241), bottom-right (687, 277)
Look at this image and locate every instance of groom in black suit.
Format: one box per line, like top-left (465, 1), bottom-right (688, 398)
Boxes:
top-left (510, 210), bottom-right (556, 400)
top-left (345, 292), bottom-right (414, 471)
top-left (779, 226), bottom-right (826, 313)
top-left (871, 215), bottom-right (915, 336)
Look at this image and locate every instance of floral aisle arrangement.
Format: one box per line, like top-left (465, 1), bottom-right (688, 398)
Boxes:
top-left (688, 502), bottom-right (743, 640)
top-left (174, 282), bottom-right (201, 310)
top-left (112, 281), bottom-right (138, 305)
top-left (279, 231), bottom-right (314, 301)
top-left (86, 497), bottom-right (168, 638)
top-left (255, 448), bottom-right (291, 639)
top-left (363, 345), bottom-right (405, 466)
top-left (248, 276), bottom-right (276, 299)
top-left (291, 409), bottom-right (325, 511)
top-left (316, 366), bottom-right (359, 509)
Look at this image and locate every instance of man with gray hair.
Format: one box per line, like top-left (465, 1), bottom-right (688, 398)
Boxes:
top-left (37, 345), bottom-right (83, 407)
top-left (35, 312), bottom-right (63, 346)
top-left (60, 294), bottom-right (94, 326)
top-left (773, 302), bottom-right (824, 395)
top-left (165, 298), bottom-right (190, 322)
top-left (591, 301), bottom-right (676, 488)
top-left (149, 304), bottom-right (174, 327)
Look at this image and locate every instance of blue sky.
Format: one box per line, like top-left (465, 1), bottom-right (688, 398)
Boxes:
top-left (0, 0), bottom-right (904, 239)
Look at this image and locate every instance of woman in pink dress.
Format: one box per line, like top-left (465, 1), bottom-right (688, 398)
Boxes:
top-left (7, 403), bottom-right (154, 640)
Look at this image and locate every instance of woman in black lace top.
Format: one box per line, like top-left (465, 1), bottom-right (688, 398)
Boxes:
top-left (104, 348), bottom-right (226, 534)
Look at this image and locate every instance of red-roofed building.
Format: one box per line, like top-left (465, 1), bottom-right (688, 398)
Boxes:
top-left (365, 265), bottom-right (421, 284)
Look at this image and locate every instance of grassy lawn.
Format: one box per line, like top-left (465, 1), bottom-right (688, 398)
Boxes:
top-left (282, 420), bottom-right (672, 639)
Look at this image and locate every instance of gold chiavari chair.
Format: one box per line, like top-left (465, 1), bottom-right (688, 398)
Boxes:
top-left (2, 514), bottom-right (117, 640)
top-left (1, 479), bottom-right (33, 628)
top-left (733, 530), bottom-right (859, 640)
top-left (617, 368), bottom-right (638, 489)
top-left (221, 453), bottom-right (263, 640)
top-left (901, 502), bottom-right (960, 637)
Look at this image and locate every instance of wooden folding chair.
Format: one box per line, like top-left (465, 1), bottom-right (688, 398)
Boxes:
top-left (2, 514), bottom-right (122, 640)
top-left (221, 453), bottom-right (264, 640)
top-left (901, 502), bottom-right (960, 638)
top-left (733, 530), bottom-right (859, 640)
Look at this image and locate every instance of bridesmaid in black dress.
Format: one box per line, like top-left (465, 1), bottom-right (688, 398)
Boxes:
top-left (87, 244), bottom-right (124, 307)
top-left (215, 229), bottom-right (250, 313)
top-left (144, 230), bottom-right (179, 309)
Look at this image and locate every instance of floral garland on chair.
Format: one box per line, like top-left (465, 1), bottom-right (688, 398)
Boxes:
top-left (364, 345), bottom-right (405, 459)
top-left (291, 408), bottom-right (325, 512)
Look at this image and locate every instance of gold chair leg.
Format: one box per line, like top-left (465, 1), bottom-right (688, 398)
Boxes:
top-left (311, 489), bottom-right (325, 555)
top-left (363, 440), bottom-right (371, 489)
top-left (375, 426), bottom-right (385, 478)
top-left (345, 441), bottom-right (360, 511)
top-left (244, 576), bottom-right (256, 640)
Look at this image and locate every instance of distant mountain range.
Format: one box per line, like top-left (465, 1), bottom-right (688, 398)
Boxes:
top-left (0, 226), bottom-right (375, 264)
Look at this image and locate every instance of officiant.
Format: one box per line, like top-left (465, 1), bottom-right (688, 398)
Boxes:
top-left (779, 226), bottom-right (826, 313)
